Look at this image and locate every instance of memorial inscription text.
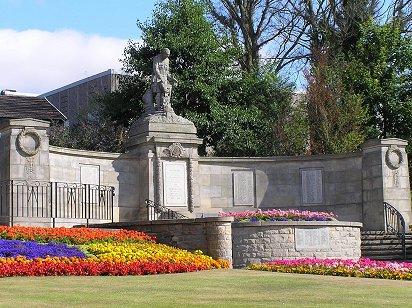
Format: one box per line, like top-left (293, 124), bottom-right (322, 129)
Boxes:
top-left (163, 161), bottom-right (188, 207)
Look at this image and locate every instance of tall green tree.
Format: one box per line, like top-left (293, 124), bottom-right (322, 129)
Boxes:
top-left (102, 0), bottom-right (299, 157)
top-left (305, 48), bottom-right (368, 154)
top-left (209, 68), bottom-right (296, 156)
top-left (342, 20), bottom-right (412, 140)
top-left (105, 0), bottom-right (237, 155)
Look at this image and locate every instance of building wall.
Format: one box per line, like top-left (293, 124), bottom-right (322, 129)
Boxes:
top-left (42, 70), bottom-right (120, 124)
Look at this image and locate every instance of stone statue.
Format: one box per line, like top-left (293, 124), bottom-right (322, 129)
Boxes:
top-left (143, 48), bottom-right (178, 114)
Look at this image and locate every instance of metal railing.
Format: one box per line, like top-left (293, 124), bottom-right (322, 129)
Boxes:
top-left (146, 199), bottom-right (188, 220)
top-left (0, 180), bottom-right (114, 227)
top-left (384, 202), bottom-right (406, 260)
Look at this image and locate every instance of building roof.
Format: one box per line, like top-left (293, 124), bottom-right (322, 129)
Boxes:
top-left (41, 69), bottom-right (123, 97)
top-left (0, 95), bottom-right (66, 122)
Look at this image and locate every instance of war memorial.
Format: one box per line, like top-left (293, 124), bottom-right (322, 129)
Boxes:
top-left (0, 49), bottom-right (410, 265)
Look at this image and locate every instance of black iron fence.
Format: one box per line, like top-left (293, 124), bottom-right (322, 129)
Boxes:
top-left (384, 201), bottom-right (406, 260)
top-left (146, 199), bottom-right (188, 220)
top-left (0, 180), bottom-right (114, 227)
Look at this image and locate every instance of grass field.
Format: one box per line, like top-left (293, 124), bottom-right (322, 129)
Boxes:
top-left (0, 269), bottom-right (411, 307)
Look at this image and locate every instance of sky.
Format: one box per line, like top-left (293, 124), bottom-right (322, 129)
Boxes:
top-left (0, 0), bottom-right (158, 94)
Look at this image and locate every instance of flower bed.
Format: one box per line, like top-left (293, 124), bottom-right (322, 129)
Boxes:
top-left (219, 209), bottom-right (336, 222)
top-left (0, 226), bottom-right (229, 278)
top-left (247, 258), bottom-right (412, 280)
top-left (0, 239), bottom-right (87, 259)
top-left (0, 226), bottom-right (154, 244)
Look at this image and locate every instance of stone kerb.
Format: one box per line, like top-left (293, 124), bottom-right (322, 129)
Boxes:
top-left (231, 221), bottom-right (362, 268)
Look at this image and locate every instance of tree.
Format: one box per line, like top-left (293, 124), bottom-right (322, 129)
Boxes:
top-left (49, 99), bottom-right (125, 152)
top-left (209, 68), bottom-right (296, 156)
top-left (305, 47), bottom-right (368, 154)
top-left (103, 0), bottom-right (299, 157)
top-left (206, 0), bottom-right (305, 73)
top-left (107, 0), bottom-right (238, 155)
top-left (342, 20), bottom-right (412, 140)
top-left (387, 0), bottom-right (412, 33)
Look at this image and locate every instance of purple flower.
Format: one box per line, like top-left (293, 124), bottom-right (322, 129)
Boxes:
top-left (0, 239), bottom-right (87, 259)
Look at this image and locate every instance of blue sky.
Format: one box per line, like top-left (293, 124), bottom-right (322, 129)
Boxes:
top-left (0, 0), bottom-right (157, 39)
top-left (0, 0), bottom-right (158, 93)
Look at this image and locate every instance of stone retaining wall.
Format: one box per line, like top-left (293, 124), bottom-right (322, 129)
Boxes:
top-left (232, 221), bottom-right (362, 268)
top-left (91, 219), bottom-right (362, 269)
top-left (90, 217), bottom-right (233, 265)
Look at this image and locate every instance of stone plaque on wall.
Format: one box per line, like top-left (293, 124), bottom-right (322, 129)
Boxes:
top-left (295, 227), bottom-right (330, 250)
top-left (301, 169), bottom-right (323, 205)
top-left (233, 170), bottom-right (255, 206)
top-left (80, 164), bottom-right (100, 206)
top-left (163, 161), bottom-right (188, 207)
top-left (80, 164), bottom-right (100, 185)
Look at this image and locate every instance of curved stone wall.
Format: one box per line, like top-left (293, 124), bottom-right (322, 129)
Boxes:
top-left (90, 219), bottom-right (362, 269)
top-left (232, 221), bottom-right (362, 268)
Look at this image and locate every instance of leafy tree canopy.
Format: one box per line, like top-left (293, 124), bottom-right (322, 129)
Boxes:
top-left (101, 0), bottom-right (297, 156)
top-left (342, 20), bottom-right (412, 139)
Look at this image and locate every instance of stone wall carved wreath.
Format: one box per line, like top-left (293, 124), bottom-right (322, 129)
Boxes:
top-left (163, 142), bottom-right (185, 158)
top-left (385, 145), bottom-right (404, 169)
top-left (17, 128), bottom-right (41, 156)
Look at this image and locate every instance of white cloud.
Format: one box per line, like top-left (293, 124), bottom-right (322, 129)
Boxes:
top-left (0, 29), bottom-right (128, 94)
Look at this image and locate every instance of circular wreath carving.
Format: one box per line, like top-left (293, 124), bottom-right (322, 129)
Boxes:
top-left (385, 145), bottom-right (404, 169)
top-left (163, 142), bottom-right (185, 158)
top-left (17, 128), bottom-right (41, 156)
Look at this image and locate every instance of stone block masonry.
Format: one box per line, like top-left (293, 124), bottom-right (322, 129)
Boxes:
top-left (91, 219), bottom-right (362, 269)
top-left (232, 221), bottom-right (362, 268)
top-left (90, 217), bottom-right (234, 265)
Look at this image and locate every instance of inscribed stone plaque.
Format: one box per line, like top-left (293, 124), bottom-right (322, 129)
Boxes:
top-left (80, 164), bottom-right (100, 185)
top-left (80, 164), bottom-right (100, 206)
top-left (233, 171), bottom-right (255, 206)
top-left (163, 161), bottom-right (187, 207)
top-left (295, 227), bottom-right (330, 250)
top-left (301, 169), bottom-right (323, 205)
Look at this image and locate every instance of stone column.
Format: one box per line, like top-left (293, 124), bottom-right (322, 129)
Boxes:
top-left (126, 113), bottom-right (202, 218)
top-left (205, 217), bottom-right (233, 267)
top-left (0, 118), bottom-right (51, 226)
top-left (361, 138), bottom-right (411, 231)
top-left (0, 118), bottom-right (50, 182)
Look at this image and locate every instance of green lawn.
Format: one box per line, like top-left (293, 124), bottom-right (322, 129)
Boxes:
top-left (0, 269), bottom-right (411, 307)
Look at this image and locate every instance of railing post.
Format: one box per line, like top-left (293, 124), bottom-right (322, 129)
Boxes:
top-left (146, 199), bottom-right (150, 220)
top-left (51, 182), bottom-right (56, 228)
top-left (145, 199), bottom-right (188, 221)
top-left (4, 180), bottom-right (114, 227)
top-left (384, 202), bottom-right (407, 261)
top-left (87, 184), bottom-right (90, 227)
top-left (111, 187), bottom-right (114, 223)
top-left (402, 219), bottom-right (406, 261)
top-left (10, 180), bottom-right (13, 227)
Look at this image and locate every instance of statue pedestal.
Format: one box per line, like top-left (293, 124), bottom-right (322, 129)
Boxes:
top-left (126, 112), bottom-right (202, 218)
top-left (126, 112), bottom-right (202, 152)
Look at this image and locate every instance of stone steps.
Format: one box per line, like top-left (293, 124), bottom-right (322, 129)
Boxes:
top-left (361, 231), bottom-right (412, 261)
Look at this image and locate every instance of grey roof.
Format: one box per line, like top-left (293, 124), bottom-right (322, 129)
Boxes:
top-left (0, 95), bottom-right (66, 122)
